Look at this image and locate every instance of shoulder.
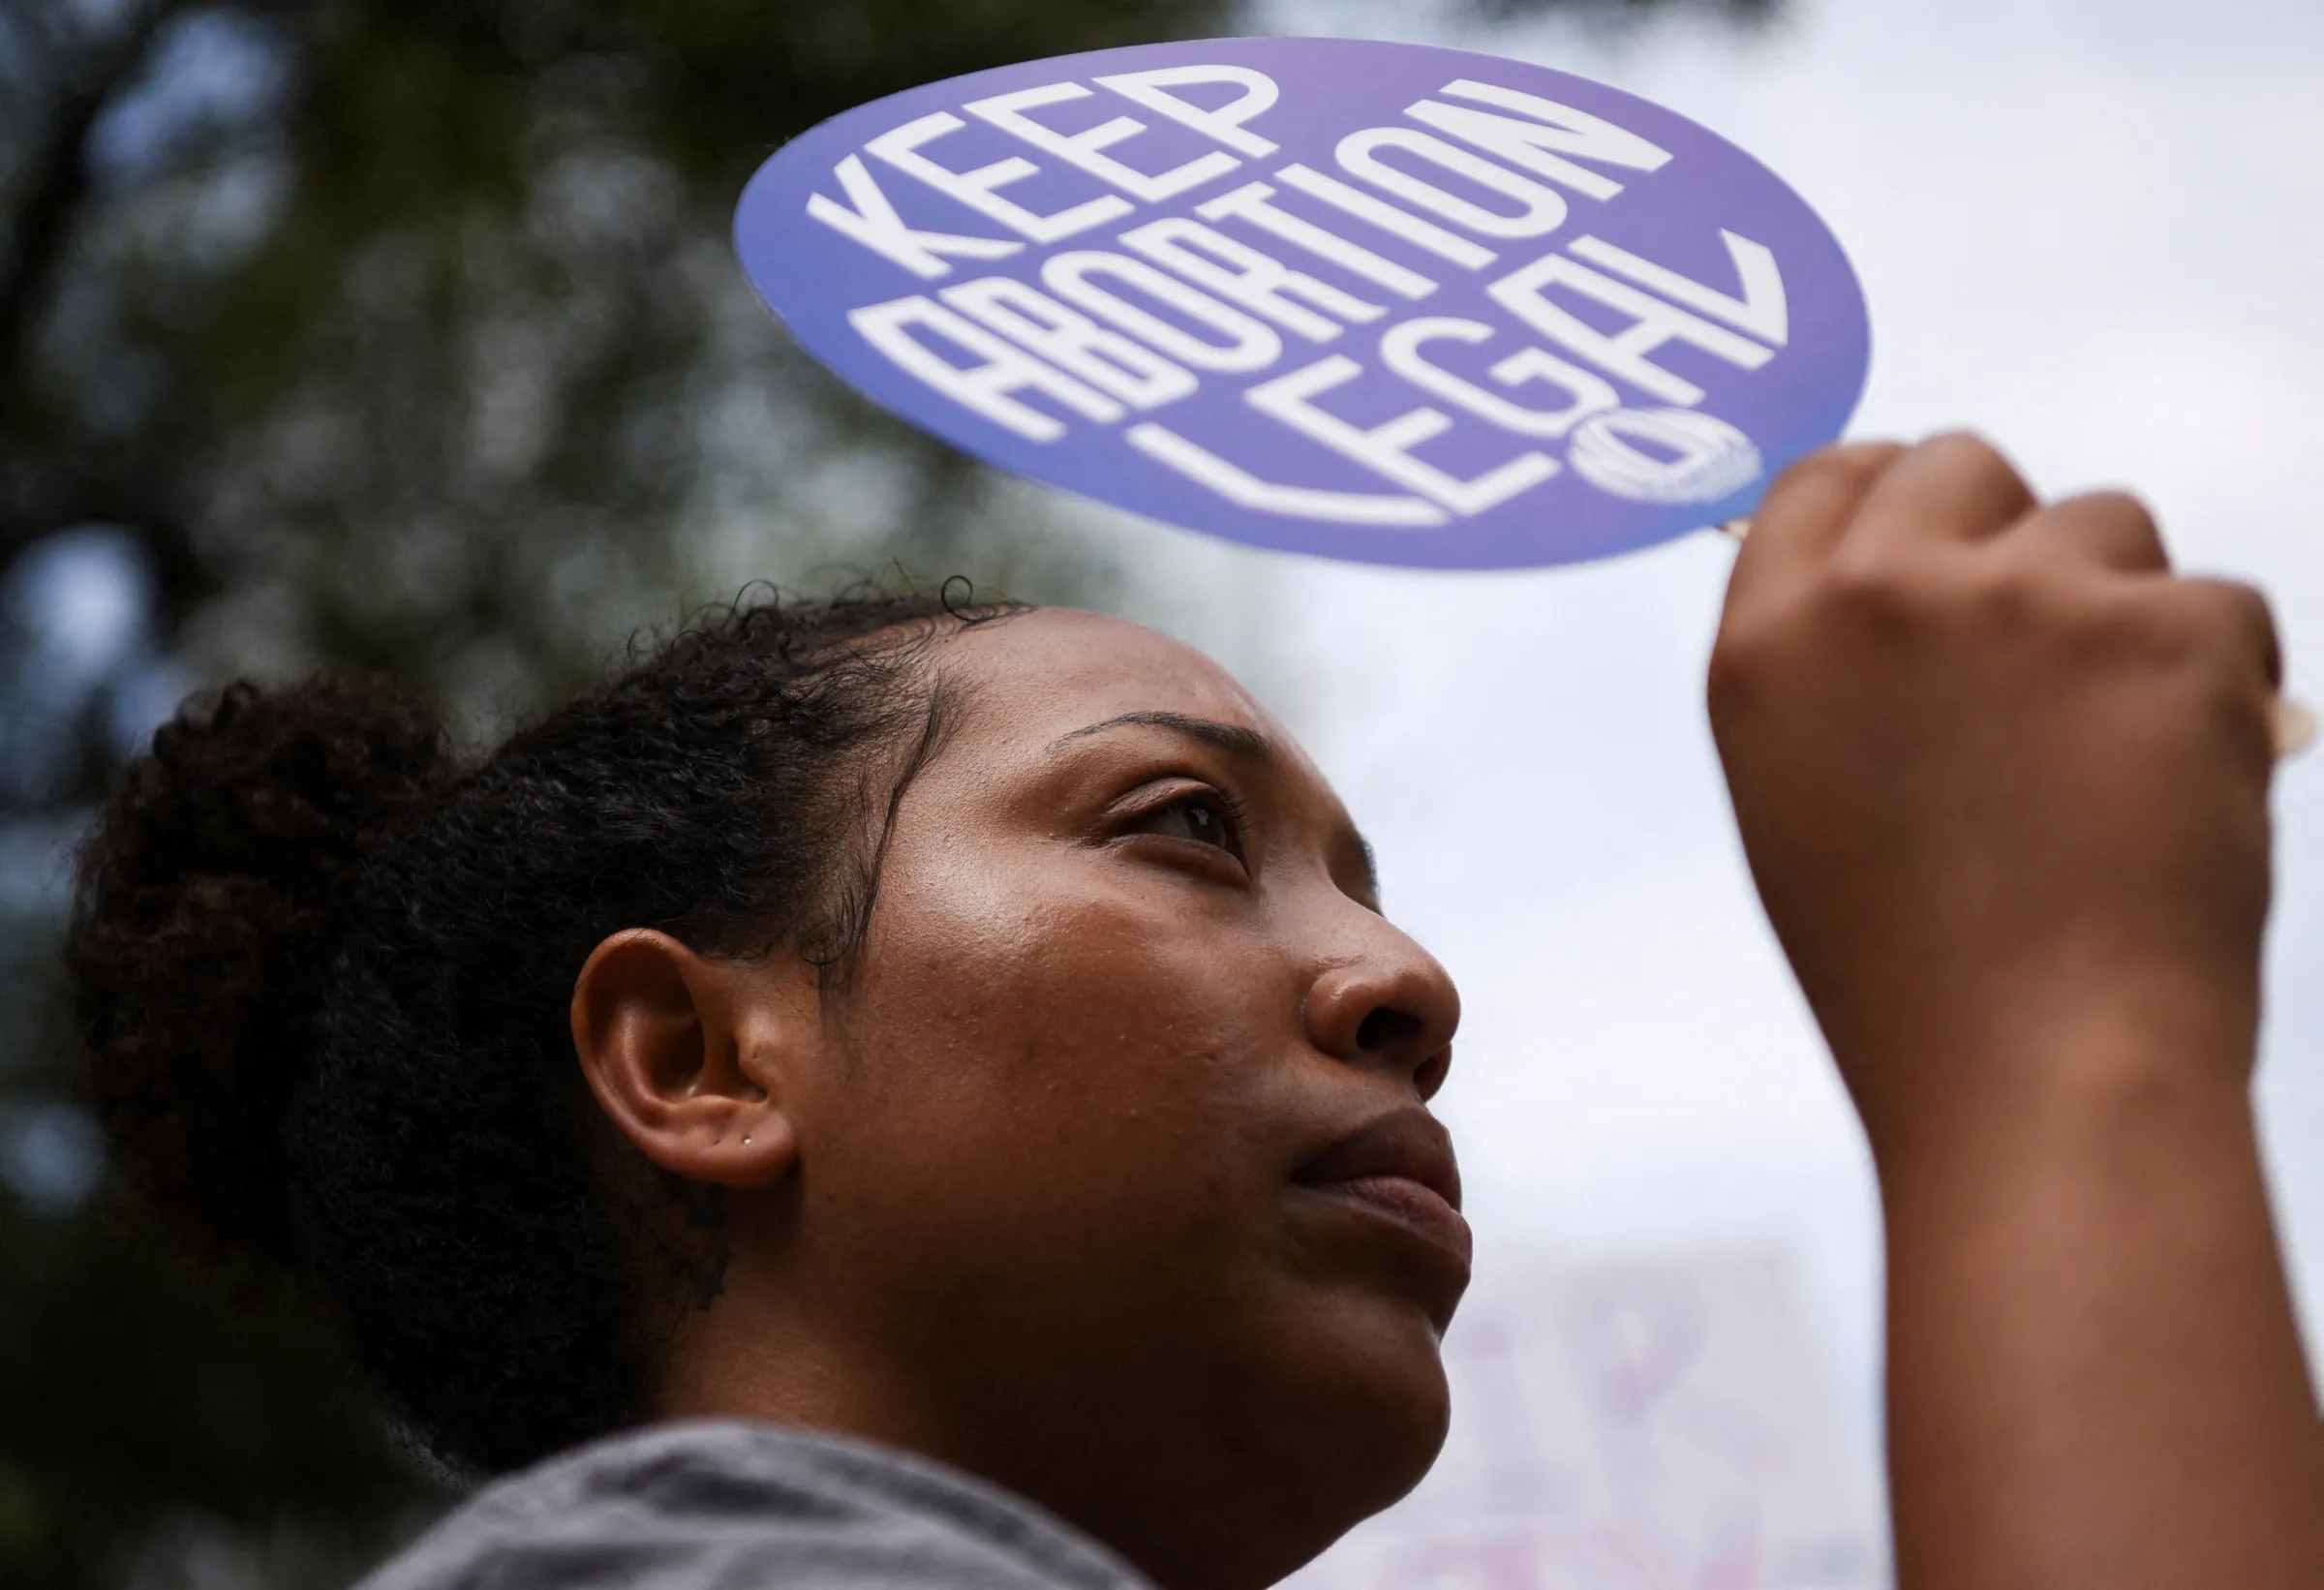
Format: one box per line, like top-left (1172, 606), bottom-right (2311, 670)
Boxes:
top-left (357, 1421), bottom-right (1152, 1590)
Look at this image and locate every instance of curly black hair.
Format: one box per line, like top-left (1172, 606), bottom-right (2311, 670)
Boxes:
top-left (65, 586), bottom-right (1028, 1476)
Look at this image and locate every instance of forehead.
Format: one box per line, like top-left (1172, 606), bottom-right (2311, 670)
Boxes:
top-left (939, 608), bottom-right (1320, 780)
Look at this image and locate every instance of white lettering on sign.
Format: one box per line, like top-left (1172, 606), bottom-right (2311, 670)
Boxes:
top-left (1404, 79), bottom-right (1673, 202)
top-left (1119, 218), bottom-right (1387, 342)
top-left (1127, 422), bottom-right (1448, 526)
top-left (868, 111), bottom-right (1131, 243)
top-left (1247, 354), bottom-right (1560, 515)
top-left (1488, 252), bottom-right (1775, 406)
top-left (1379, 317), bottom-right (1619, 438)
top-left (1093, 65), bottom-right (1282, 157)
top-left (806, 155), bottom-right (1024, 280)
top-left (1335, 127), bottom-right (1571, 240)
top-left (1197, 182), bottom-right (1439, 300)
top-left (1567, 407), bottom-right (1764, 502)
top-left (942, 277), bottom-right (1198, 409)
top-left (810, 59), bottom-right (1819, 530)
top-left (849, 295), bottom-right (1121, 440)
top-left (1568, 230), bottom-right (1788, 345)
top-left (1274, 164), bottom-right (1499, 269)
top-left (1042, 252), bottom-right (1283, 372)
top-left (965, 81), bottom-right (1241, 202)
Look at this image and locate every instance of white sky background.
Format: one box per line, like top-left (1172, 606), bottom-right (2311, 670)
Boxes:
top-left (1079, 0), bottom-right (2324, 1446)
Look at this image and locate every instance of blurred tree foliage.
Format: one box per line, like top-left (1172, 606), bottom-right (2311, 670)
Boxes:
top-left (0, 0), bottom-right (1776, 1584)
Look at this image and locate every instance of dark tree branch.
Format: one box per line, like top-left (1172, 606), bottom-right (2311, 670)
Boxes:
top-left (0, 0), bottom-right (189, 385)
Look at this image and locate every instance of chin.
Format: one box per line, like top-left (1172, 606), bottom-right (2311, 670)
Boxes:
top-left (1241, 1306), bottom-right (1455, 1581)
top-left (1037, 1286), bottom-right (1454, 1590)
top-left (1322, 1335), bottom-right (1454, 1511)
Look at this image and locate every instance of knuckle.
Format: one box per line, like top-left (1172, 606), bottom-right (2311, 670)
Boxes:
top-left (1818, 543), bottom-right (2082, 653)
top-left (1820, 438), bottom-right (1911, 475)
top-left (1703, 640), bottom-right (1754, 725)
top-left (1970, 562), bottom-right (2113, 665)
top-left (1914, 429), bottom-right (2035, 512)
top-left (2061, 487), bottom-right (2157, 535)
top-left (1760, 440), bottom-right (1904, 507)
top-left (2217, 578), bottom-right (2278, 639)
top-left (2112, 584), bottom-right (2268, 686)
top-left (1915, 428), bottom-right (2014, 479)
top-left (1708, 596), bottom-right (1842, 728)
top-left (1705, 621), bottom-right (1782, 720)
top-left (2168, 575), bottom-right (2265, 635)
top-left (2054, 488), bottom-right (2169, 564)
top-left (2190, 579), bottom-right (2280, 677)
top-left (1816, 553), bottom-right (1921, 635)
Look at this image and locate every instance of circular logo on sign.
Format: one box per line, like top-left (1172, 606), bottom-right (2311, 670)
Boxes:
top-left (736, 37), bottom-right (1870, 569)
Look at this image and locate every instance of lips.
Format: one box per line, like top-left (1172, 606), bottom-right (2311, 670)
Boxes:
top-left (1292, 1108), bottom-right (1471, 1268)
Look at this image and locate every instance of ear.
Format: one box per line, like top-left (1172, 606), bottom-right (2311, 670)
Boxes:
top-left (570, 928), bottom-right (807, 1190)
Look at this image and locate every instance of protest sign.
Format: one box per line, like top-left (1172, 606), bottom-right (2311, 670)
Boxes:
top-left (736, 37), bottom-right (1869, 568)
top-left (1285, 1250), bottom-right (1886, 1590)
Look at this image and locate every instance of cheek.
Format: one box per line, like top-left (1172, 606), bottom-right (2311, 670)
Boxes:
top-left (821, 854), bottom-right (1292, 1277)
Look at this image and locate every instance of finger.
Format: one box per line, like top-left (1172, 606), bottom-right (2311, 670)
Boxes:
top-left (2182, 578), bottom-right (2288, 770)
top-left (2008, 490), bottom-right (2171, 575)
top-left (1725, 442), bottom-right (1905, 619)
top-left (2180, 576), bottom-right (2283, 693)
top-left (1849, 431), bottom-right (2037, 558)
top-left (1748, 441), bottom-right (1908, 562)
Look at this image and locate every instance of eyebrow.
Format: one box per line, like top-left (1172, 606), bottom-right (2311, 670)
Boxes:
top-left (1051, 709), bottom-right (1273, 761)
top-left (1051, 710), bottom-right (1382, 899)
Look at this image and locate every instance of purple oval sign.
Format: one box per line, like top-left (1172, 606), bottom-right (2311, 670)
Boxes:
top-left (736, 37), bottom-right (1869, 569)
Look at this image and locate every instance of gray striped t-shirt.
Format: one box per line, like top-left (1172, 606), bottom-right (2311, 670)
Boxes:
top-left (358, 1422), bottom-right (1153, 1590)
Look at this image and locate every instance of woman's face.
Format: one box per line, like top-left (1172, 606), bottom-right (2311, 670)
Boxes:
top-left (713, 611), bottom-right (1464, 1590)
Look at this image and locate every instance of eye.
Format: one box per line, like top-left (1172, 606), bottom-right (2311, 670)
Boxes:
top-left (1130, 788), bottom-right (1246, 860)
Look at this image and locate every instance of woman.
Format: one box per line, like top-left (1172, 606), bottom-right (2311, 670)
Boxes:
top-left (68, 436), bottom-right (2324, 1590)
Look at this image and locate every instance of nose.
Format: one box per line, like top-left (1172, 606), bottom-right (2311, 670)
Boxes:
top-left (1302, 922), bottom-right (1460, 1100)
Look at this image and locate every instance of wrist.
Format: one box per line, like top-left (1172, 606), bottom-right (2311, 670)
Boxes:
top-left (1869, 996), bottom-right (2323, 1590)
top-left (1844, 973), bottom-right (2260, 1189)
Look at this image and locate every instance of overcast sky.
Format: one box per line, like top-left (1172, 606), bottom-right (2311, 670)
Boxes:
top-left (1061, 0), bottom-right (2324, 1440)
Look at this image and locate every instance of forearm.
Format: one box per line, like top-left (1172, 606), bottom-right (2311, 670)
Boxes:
top-left (1874, 1012), bottom-right (2324, 1590)
top-left (1709, 436), bottom-right (2315, 1585)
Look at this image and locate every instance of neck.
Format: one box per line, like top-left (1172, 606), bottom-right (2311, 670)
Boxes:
top-left (650, 1252), bottom-right (1311, 1590)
